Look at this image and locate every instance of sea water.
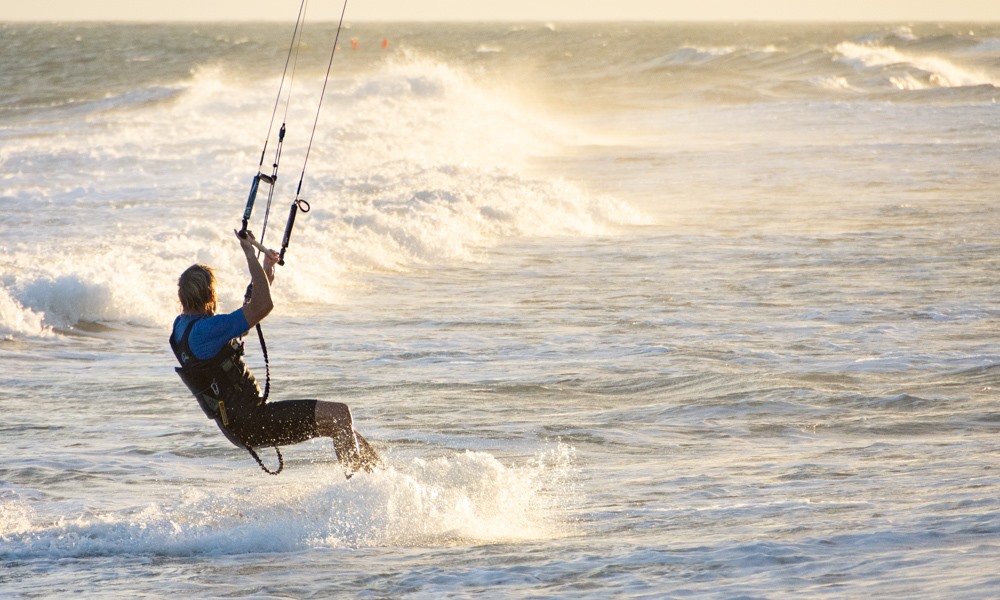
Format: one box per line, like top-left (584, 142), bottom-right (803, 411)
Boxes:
top-left (1, 21), bottom-right (998, 598)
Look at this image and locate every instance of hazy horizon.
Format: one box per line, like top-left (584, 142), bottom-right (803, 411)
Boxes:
top-left (4, 0), bottom-right (999, 23)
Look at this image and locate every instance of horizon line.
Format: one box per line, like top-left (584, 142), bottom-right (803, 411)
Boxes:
top-left (3, 18), bottom-right (999, 24)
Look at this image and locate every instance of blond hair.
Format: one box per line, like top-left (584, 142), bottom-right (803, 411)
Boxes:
top-left (178, 264), bottom-right (217, 315)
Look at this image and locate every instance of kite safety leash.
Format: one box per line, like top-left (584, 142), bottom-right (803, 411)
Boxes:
top-left (248, 445), bottom-right (284, 476)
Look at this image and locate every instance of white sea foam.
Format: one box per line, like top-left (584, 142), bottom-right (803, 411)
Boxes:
top-left (0, 446), bottom-right (575, 558)
top-left (0, 286), bottom-right (51, 338)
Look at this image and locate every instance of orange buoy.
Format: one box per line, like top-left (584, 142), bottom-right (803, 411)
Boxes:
top-left (381, 38), bottom-right (389, 49)
top-left (351, 38), bottom-right (359, 50)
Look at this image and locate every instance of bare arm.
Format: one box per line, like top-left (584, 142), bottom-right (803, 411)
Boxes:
top-left (237, 230), bottom-right (274, 328)
top-left (263, 251), bottom-right (278, 284)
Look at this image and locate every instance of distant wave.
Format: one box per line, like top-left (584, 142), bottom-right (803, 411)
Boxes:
top-left (639, 44), bottom-right (781, 71)
top-left (624, 27), bottom-right (999, 102)
top-left (0, 84), bottom-right (183, 125)
top-left (835, 41), bottom-right (999, 90)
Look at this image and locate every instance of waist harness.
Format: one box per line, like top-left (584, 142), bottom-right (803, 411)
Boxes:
top-left (170, 318), bottom-right (261, 424)
top-left (169, 317), bottom-right (283, 474)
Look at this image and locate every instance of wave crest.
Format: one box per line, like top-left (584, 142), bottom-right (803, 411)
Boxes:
top-left (835, 41), bottom-right (999, 90)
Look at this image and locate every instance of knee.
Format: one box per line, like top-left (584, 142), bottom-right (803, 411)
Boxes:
top-left (316, 401), bottom-right (353, 428)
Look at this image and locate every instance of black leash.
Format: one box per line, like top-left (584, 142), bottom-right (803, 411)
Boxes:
top-left (247, 445), bottom-right (284, 476)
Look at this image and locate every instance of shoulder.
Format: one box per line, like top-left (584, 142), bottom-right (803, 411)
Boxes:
top-left (171, 314), bottom-right (199, 343)
top-left (205, 309), bottom-right (249, 331)
top-left (191, 309), bottom-right (250, 347)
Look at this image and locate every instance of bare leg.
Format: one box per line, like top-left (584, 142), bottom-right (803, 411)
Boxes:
top-left (314, 401), bottom-right (380, 476)
top-left (354, 431), bottom-right (383, 470)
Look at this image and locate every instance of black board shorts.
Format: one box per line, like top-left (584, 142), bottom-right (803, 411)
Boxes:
top-left (219, 398), bottom-right (319, 449)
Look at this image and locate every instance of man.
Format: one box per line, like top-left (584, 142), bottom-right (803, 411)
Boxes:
top-left (169, 230), bottom-right (379, 476)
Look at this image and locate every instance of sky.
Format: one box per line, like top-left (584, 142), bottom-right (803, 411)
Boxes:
top-left (4, 0), bottom-right (1000, 22)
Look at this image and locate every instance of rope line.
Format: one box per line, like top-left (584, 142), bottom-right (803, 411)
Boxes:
top-left (296, 0), bottom-right (350, 197)
top-left (236, 0), bottom-right (350, 474)
top-left (259, 0), bottom-right (308, 169)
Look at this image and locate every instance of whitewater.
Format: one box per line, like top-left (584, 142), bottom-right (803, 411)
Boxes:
top-left (1, 21), bottom-right (998, 598)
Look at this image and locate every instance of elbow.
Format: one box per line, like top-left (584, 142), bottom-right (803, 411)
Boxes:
top-left (255, 297), bottom-right (274, 322)
top-left (243, 298), bottom-right (274, 329)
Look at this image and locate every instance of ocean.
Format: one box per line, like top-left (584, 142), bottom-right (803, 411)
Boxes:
top-left (1, 20), bottom-right (998, 598)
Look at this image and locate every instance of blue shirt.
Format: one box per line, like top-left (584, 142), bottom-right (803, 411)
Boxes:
top-left (172, 309), bottom-right (250, 360)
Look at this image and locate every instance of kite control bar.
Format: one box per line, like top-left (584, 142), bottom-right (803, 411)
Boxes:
top-left (243, 234), bottom-right (276, 258)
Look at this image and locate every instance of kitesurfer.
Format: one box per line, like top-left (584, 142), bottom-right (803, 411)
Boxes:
top-left (170, 230), bottom-right (380, 476)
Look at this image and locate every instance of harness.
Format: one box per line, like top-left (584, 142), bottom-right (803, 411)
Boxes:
top-left (169, 318), bottom-right (283, 475)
